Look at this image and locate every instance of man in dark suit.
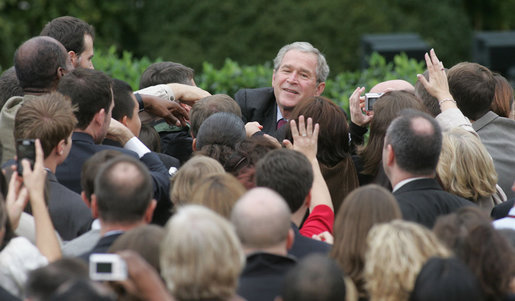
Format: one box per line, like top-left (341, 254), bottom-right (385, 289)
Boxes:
top-left (235, 42), bottom-right (328, 137)
top-left (383, 110), bottom-right (473, 228)
top-left (55, 68), bottom-right (171, 225)
top-left (79, 155), bottom-right (156, 261)
top-left (14, 92), bottom-right (92, 241)
top-left (447, 62), bottom-right (515, 199)
top-left (232, 188), bottom-right (297, 301)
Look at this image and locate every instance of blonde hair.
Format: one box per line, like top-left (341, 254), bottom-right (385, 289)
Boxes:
top-left (364, 220), bottom-right (450, 301)
top-left (437, 128), bottom-right (497, 202)
top-left (189, 173), bottom-right (246, 219)
top-left (160, 205), bottom-right (245, 301)
top-left (170, 156), bottom-right (225, 206)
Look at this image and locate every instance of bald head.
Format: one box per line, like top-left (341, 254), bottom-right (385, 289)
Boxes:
top-left (370, 80), bottom-right (415, 93)
top-left (14, 36), bottom-right (71, 91)
top-left (231, 188), bottom-right (292, 251)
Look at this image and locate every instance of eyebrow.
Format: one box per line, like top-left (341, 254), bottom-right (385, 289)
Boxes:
top-left (280, 64), bottom-right (313, 75)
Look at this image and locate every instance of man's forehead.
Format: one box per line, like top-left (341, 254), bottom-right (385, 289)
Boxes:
top-left (279, 50), bottom-right (317, 70)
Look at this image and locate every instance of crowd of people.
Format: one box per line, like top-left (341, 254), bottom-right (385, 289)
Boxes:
top-left (0, 15), bottom-right (514, 301)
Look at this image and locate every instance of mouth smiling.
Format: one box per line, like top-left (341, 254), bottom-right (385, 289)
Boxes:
top-left (282, 88), bottom-right (299, 95)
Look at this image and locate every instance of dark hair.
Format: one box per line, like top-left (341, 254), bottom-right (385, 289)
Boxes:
top-left (14, 37), bottom-right (69, 90)
top-left (448, 62), bottom-right (496, 121)
top-left (139, 61), bottom-right (194, 89)
top-left (255, 149), bottom-right (313, 212)
top-left (25, 257), bottom-right (89, 300)
top-left (490, 73), bottom-right (513, 118)
top-left (80, 149), bottom-right (125, 202)
top-left (195, 112), bottom-right (245, 150)
top-left (284, 96), bottom-right (359, 212)
top-left (0, 66), bottom-right (23, 108)
top-left (48, 279), bottom-right (115, 301)
top-left (15, 92), bottom-right (77, 158)
top-left (409, 257), bottom-right (485, 301)
top-left (57, 68), bottom-right (112, 129)
top-left (433, 207), bottom-right (515, 301)
top-left (415, 69), bottom-right (446, 117)
top-left (190, 94), bottom-right (242, 138)
top-left (138, 124), bottom-right (161, 153)
top-left (385, 109), bottom-right (442, 175)
top-left (111, 78), bottom-right (135, 121)
top-left (359, 90), bottom-right (427, 177)
top-left (282, 254), bottom-right (346, 301)
top-left (330, 184), bottom-right (401, 296)
top-left (40, 16), bottom-right (95, 55)
top-left (94, 156), bottom-right (153, 223)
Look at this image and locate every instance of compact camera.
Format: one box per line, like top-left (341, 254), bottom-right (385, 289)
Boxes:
top-left (89, 254), bottom-right (128, 281)
top-left (365, 93), bottom-right (384, 112)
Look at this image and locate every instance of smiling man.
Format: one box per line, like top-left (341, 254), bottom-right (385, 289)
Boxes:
top-left (235, 42), bottom-right (329, 137)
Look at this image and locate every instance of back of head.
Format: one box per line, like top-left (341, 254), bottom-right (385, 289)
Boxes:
top-left (365, 220), bottom-right (450, 301)
top-left (415, 69), bottom-right (446, 117)
top-left (108, 224), bottom-right (165, 273)
top-left (490, 73), bottom-right (513, 118)
top-left (161, 205), bottom-right (244, 301)
top-left (437, 128), bottom-right (497, 202)
top-left (195, 112), bottom-right (246, 150)
top-left (94, 155), bottom-right (153, 224)
top-left (331, 184), bottom-right (402, 294)
top-left (286, 96), bottom-right (351, 166)
top-left (40, 16), bottom-right (95, 55)
top-left (255, 149), bottom-right (313, 213)
top-left (448, 62), bottom-right (496, 120)
top-left (170, 155), bottom-right (225, 206)
top-left (139, 61), bottom-right (194, 88)
top-left (49, 279), bottom-right (115, 301)
top-left (81, 149), bottom-right (125, 202)
top-left (111, 78), bottom-right (135, 122)
top-left (370, 79), bottom-right (415, 93)
top-left (14, 92), bottom-right (77, 159)
top-left (0, 67), bottom-right (23, 108)
top-left (409, 257), bottom-right (484, 301)
top-left (14, 36), bottom-right (69, 90)
top-left (190, 94), bottom-right (242, 138)
top-left (57, 68), bottom-right (112, 129)
top-left (282, 254), bottom-right (346, 301)
top-left (189, 173), bottom-right (246, 219)
top-left (231, 187), bottom-right (292, 250)
top-left (25, 257), bottom-right (88, 301)
top-left (360, 90), bottom-right (426, 176)
top-left (385, 109), bottom-right (442, 176)
top-left (274, 42), bottom-right (329, 83)
top-left (138, 124), bottom-right (161, 152)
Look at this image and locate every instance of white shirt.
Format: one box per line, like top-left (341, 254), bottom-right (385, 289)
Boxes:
top-left (493, 207), bottom-right (515, 230)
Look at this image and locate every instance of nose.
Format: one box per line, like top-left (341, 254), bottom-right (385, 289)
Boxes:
top-left (287, 71), bottom-right (298, 83)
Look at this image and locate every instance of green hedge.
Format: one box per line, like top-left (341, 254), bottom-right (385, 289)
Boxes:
top-left (94, 49), bottom-right (425, 114)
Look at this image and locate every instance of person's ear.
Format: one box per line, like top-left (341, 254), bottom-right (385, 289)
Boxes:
top-left (94, 108), bottom-right (106, 127)
top-left (286, 228), bottom-right (295, 250)
top-left (68, 51), bottom-right (77, 66)
top-left (144, 199), bottom-right (157, 223)
top-left (91, 194), bottom-right (99, 218)
top-left (315, 81), bottom-right (326, 96)
top-left (121, 115), bottom-right (129, 128)
top-left (56, 139), bottom-right (66, 156)
top-left (81, 191), bottom-right (91, 208)
top-left (303, 190), bottom-right (312, 209)
top-left (192, 138), bottom-right (197, 151)
top-left (386, 144), bottom-right (395, 166)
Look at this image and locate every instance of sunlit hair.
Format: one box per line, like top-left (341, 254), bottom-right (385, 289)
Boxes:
top-left (273, 41), bottom-right (329, 83)
top-left (160, 205), bottom-right (245, 301)
top-left (330, 184), bottom-right (402, 297)
top-left (437, 128), bottom-right (497, 203)
top-left (364, 220), bottom-right (450, 301)
top-left (170, 156), bottom-right (225, 206)
top-left (490, 73), bottom-right (514, 118)
top-left (189, 173), bottom-right (246, 219)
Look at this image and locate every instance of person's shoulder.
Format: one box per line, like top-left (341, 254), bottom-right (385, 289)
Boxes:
top-left (235, 87), bottom-right (274, 102)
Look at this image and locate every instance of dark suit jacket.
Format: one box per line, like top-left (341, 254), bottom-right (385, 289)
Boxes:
top-left (288, 223), bottom-right (330, 260)
top-left (491, 198), bottom-right (515, 220)
top-left (237, 252), bottom-right (296, 301)
top-left (394, 178), bottom-right (474, 228)
top-left (79, 232), bottom-right (123, 262)
top-left (47, 171), bottom-right (93, 241)
top-left (235, 87), bottom-right (279, 136)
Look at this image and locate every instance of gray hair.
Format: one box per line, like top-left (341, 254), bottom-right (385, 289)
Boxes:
top-left (273, 41), bottom-right (329, 83)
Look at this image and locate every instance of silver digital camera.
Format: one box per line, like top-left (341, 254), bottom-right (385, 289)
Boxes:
top-left (89, 253), bottom-right (128, 281)
top-left (365, 92), bottom-right (384, 111)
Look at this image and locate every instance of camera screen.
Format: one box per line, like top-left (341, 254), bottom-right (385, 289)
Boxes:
top-left (367, 98), bottom-right (378, 111)
top-left (96, 262), bottom-right (113, 274)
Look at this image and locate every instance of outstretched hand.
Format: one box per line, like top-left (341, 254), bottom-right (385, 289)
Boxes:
top-left (283, 115), bottom-right (319, 161)
top-left (349, 87), bottom-right (373, 126)
top-left (141, 94), bottom-right (189, 127)
top-left (417, 49), bottom-right (454, 102)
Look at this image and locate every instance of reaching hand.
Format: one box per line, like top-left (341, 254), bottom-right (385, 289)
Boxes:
top-left (417, 49), bottom-right (454, 102)
top-left (349, 87), bottom-right (373, 126)
top-left (142, 94), bottom-right (189, 127)
top-left (283, 115), bottom-right (319, 161)
top-left (168, 83), bottom-right (211, 105)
